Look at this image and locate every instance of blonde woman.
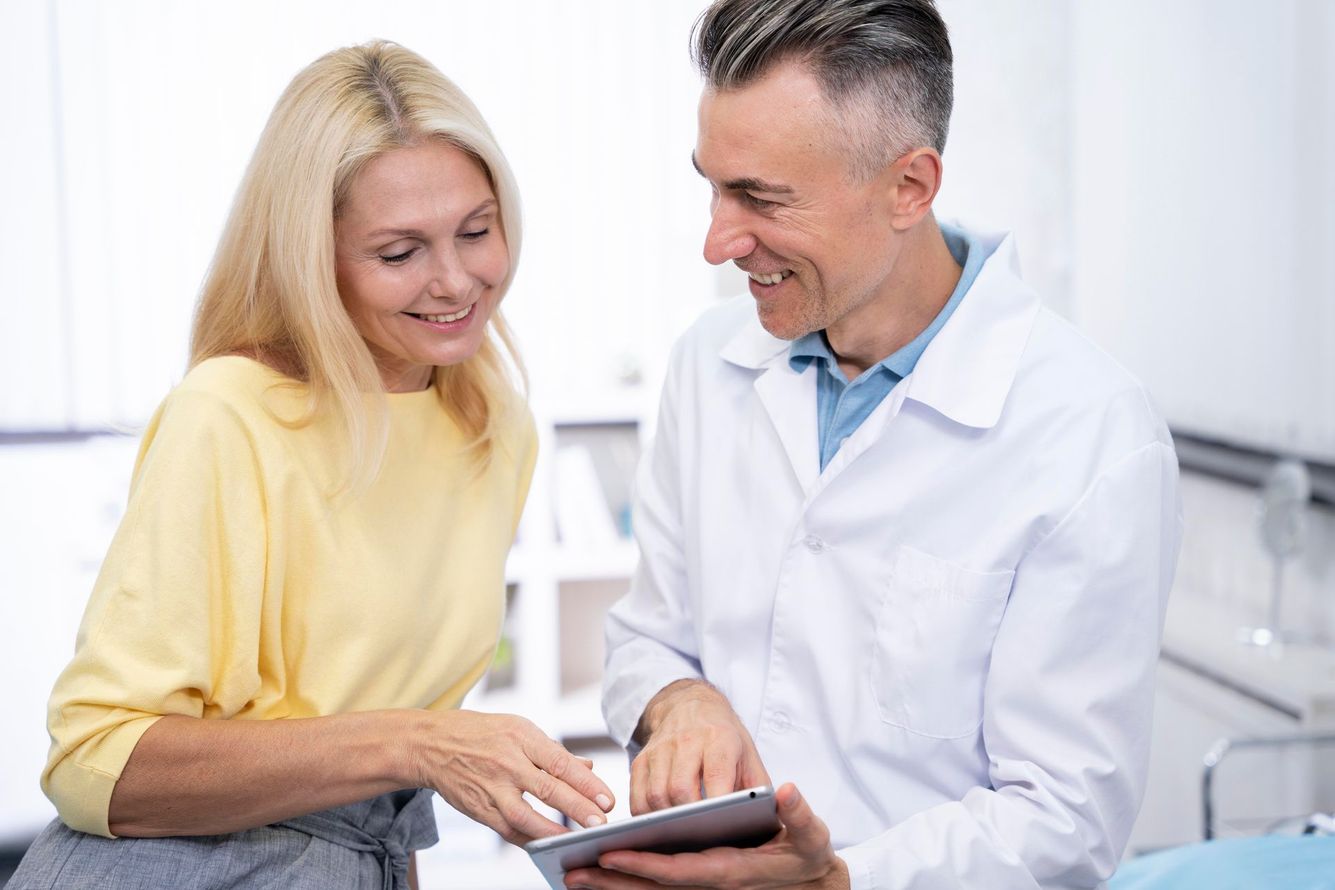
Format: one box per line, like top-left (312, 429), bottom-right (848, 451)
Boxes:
top-left (10, 41), bottom-right (612, 889)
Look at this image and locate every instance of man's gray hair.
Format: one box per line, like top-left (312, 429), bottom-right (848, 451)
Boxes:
top-left (691, 0), bottom-right (954, 180)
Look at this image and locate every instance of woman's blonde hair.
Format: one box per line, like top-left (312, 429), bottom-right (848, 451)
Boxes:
top-left (190, 40), bottom-right (524, 488)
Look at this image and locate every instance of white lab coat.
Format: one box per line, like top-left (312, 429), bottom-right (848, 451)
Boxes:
top-left (602, 228), bottom-right (1184, 890)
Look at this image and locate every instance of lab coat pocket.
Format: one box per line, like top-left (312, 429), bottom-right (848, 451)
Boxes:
top-left (872, 544), bottom-right (1014, 739)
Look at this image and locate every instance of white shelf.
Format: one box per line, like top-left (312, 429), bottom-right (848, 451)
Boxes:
top-left (556, 683), bottom-right (612, 741)
top-left (1162, 588), bottom-right (1335, 725)
top-left (555, 541), bottom-right (639, 581)
top-left (532, 386), bottom-right (649, 428)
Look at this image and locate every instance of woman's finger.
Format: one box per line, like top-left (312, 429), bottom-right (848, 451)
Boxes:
top-left (492, 787), bottom-right (571, 843)
top-left (528, 736), bottom-right (616, 815)
top-left (524, 763), bottom-right (612, 829)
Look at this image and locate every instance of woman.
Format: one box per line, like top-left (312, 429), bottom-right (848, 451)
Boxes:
top-left (10, 40), bottom-right (612, 889)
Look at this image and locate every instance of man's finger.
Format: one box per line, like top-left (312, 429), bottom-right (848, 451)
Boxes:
top-left (598, 848), bottom-right (739, 886)
top-left (700, 739), bottom-right (741, 799)
top-left (740, 747), bottom-right (772, 790)
top-left (629, 752), bottom-right (651, 816)
top-left (775, 782), bottom-right (830, 856)
top-left (664, 740), bottom-right (705, 807)
top-left (565, 865), bottom-right (698, 889)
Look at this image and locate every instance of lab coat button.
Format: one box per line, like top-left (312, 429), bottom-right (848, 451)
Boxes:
top-left (768, 711), bottom-right (791, 732)
top-left (803, 535), bottom-right (826, 553)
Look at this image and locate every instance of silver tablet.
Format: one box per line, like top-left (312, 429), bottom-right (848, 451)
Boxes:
top-left (524, 785), bottom-right (780, 889)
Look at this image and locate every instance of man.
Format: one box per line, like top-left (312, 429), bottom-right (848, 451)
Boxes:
top-left (577, 1), bottom-right (1182, 887)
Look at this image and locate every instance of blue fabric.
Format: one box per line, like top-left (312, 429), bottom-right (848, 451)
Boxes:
top-left (788, 222), bottom-right (992, 470)
top-left (1110, 836), bottom-right (1335, 890)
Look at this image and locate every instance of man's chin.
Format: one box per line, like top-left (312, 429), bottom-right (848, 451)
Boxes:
top-left (755, 306), bottom-right (815, 342)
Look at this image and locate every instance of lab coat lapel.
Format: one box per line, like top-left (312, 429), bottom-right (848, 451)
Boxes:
top-left (753, 361), bottom-right (820, 493)
top-left (719, 308), bottom-right (821, 493)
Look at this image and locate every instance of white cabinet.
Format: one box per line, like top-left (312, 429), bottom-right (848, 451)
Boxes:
top-left (1128, 592), bottom-right (1335, 856)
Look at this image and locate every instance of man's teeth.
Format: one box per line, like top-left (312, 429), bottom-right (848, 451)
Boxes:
top-left (747, 270), bottom-right (791, 285)
top-left (416, 305), bottom-right (473, 323)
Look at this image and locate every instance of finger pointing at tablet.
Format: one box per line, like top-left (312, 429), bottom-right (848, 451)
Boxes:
top-left (411, 709), bottom-right (614, 846)
top-left (629, 679), bottom-right (770, 815)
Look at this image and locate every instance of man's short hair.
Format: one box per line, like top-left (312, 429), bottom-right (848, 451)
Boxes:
top-left (691, 0), bottom-right (954, 180)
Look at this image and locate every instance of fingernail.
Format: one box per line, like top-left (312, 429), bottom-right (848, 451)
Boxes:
top-left (584, 814), bottom-right (605, 828)
top-left (596, 794), bottom-right (612, 811)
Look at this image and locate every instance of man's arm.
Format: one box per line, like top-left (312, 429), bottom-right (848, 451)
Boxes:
top-left (602, 341), bottom-right (708, 750)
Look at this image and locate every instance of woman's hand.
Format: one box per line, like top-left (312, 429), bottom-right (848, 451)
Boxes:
top-left (409, 709), bottom-right (615, 846)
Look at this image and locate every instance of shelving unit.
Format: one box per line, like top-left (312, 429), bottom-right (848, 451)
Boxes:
top-left (422, 384), bottom-right (655, 884)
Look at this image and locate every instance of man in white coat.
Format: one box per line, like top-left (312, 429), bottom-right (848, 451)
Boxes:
top-left (576, 1), bottom-right (1183, 888)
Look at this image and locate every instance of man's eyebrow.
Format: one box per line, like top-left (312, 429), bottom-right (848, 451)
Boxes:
top-left (691, 152), bottom-right (794, 195)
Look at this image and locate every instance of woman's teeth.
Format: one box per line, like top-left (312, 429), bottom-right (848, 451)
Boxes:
top-left (414, 305), bottom-right (472, 323)
top-left (748, 270), bottom-right (791, 285)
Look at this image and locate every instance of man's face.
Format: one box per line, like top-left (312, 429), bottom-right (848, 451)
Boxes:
top-left (694, 61), bottom-right (900, 341)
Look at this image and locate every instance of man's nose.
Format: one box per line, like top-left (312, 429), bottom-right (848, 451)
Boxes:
top-left (702, 200), bottom-right (756, 266)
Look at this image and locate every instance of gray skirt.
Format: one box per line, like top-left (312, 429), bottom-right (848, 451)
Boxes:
top-left (7, 788), bottom-right (438, 890)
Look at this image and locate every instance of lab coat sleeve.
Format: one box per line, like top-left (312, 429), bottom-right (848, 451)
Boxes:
top-left (602, 342), bottom-right (705, 750)
top-left (838, 439), bottom-right (1183, 890)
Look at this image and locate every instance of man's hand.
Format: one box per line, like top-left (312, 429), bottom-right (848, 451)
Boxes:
top-left (630, 680), bottom-right (771, 815)
top-left (563, 783), bottom-right (849, 890)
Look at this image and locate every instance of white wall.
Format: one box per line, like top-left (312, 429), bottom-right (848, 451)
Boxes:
top-left (1069, 0), bottom-right (1335, 462)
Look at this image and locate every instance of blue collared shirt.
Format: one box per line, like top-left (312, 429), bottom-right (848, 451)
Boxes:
top-left (788, 223), bottom-right (993, 470)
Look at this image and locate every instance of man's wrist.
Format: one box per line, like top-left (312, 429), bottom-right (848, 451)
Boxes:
top-left (632, 678), bottom-right (717, 745)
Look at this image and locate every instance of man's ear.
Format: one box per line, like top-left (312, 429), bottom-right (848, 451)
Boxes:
top-left (886, 147), bottom-right (943, 231)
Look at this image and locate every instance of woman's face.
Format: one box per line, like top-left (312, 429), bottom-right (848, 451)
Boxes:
top-left (335, 140), bottom-right (510, 392)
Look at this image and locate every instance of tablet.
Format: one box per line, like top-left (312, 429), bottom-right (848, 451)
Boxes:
top-left (525, 785), bottom-right (780, 889)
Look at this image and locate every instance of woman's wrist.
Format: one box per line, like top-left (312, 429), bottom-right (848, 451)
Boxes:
top-left (388, 708), bottom-right (438, 790)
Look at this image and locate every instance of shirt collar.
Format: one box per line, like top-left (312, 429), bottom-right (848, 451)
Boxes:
top-left (785, 222), bottom-right (987, 383)
top-left (720, 224), bottom-right (1041, 429)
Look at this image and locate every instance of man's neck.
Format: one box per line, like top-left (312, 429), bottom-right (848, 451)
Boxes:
top-left (826, 218), bottom-right (963, 380)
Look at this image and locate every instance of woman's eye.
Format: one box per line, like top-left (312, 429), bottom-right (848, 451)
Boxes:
top-left (460, 228), bottom-right (490, 242)
top-left (380, 249), bottom-right (416, 265)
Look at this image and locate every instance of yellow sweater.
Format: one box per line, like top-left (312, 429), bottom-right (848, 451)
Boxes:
top-left (42, 356), bottom-right (537, 837)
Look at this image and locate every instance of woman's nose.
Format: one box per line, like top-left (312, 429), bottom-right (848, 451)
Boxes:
top-left (429, 249), bottom-right (473, 300)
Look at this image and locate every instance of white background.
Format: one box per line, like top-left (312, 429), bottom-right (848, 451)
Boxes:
top-left (2, 0), bottom-right (1333, 875)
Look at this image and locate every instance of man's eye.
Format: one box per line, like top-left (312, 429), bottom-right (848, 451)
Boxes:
top-left (742, 192), bottom-right (776, 210)
top-left (380, 249), bottom-right (415, 265)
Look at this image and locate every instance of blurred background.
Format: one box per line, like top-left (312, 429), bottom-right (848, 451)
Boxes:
top-left (1, 0), bottom-right (1332, 886)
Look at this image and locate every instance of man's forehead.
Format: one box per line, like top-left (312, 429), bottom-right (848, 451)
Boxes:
top-left (694, 65), bottom-right (842, 190)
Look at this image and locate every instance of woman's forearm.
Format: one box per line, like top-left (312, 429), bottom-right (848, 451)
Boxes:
top-left (107, 710), bottom-right (416, 837)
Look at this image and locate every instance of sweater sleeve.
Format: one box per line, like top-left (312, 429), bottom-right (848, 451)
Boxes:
top-left (42, 388), bottom-right (269, 838)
